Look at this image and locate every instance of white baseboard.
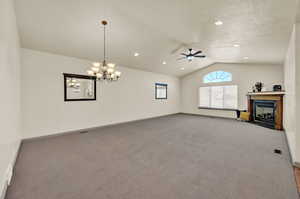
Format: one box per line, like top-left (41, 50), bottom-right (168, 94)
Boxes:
top-left (0, 140), bottom-right (22, 199)
top-left (281, 129), bottom-right (296, 165)
top-left (23, 113), bottom-right (181, 141)
top-left (180, 112), bottom-right (236, 120)
top-left (0, 183), bottom-right (8, 199)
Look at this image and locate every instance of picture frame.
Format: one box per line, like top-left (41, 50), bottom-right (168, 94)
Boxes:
top-left (63, 73), bottom-right (96, 101)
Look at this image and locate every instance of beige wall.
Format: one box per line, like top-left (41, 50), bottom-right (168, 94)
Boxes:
top-left (0, 0), bottom-right (21, 197)
top-left (283, 23), bottom-right (300, 164)
top-left (21, 49), bottom-right (181, 139)
top-left (284, 25), bottom-right (297, 162)
top-left (294, 23), bottom-right (300, 163)
top-left (180, 63), bottom-right (283, 118)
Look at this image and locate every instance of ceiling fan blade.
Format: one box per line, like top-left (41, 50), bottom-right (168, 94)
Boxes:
top-left (177, 57), bottom-right (186, 60)
top-left (194, 55), bottom-right (206, 58)
top-left (181, 53), bottom-right (188, 56)
top-left (192, 50), bottom-right (202, 56)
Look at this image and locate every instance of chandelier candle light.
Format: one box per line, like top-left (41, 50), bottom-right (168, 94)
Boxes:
top-left (87, 20), bottom-right (121, 81)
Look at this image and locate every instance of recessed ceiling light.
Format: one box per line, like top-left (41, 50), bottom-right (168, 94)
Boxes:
top-left (162, 61), bottom-right (167, 65)
top-left (233, 44), bottom-right (240, 47)
top-left (134, 52), bottom-right (139, 57)
top-left (215, 20), bottom-right (223, 26)
top-left (180, 67), bottom-right (185, 70)
top-left (243, 56), bottom-right (249, 60)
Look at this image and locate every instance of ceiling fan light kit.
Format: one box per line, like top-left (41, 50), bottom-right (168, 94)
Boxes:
top-left (178, 48), bottom-right (206, 62)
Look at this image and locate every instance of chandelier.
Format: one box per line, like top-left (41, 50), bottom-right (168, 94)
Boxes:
top-left (87, 20), bottom-right (121, 81)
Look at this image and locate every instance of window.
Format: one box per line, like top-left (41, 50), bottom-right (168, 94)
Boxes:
top-left (199, 85), bottom-right (238, 109)
top-left (155, 83), bottom-right (167, 99)
top-left (203, 71), bottom-right (232, 83)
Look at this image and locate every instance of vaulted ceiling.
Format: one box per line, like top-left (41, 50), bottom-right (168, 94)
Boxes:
top-left (15, 0), bottom-right (298, 76)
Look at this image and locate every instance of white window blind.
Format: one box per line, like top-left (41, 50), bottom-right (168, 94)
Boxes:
top-left (155, 83), bottom-right (167, 99)
top-left (156, 86), bottom-right (167, 98)
top-left (199, 85), bottom-right (238, 109)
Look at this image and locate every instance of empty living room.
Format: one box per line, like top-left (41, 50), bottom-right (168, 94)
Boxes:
top-left (2, 0), bottom-right (300, 198)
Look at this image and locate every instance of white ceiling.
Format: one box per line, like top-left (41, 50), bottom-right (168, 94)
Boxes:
top-left (296, 1), bottom-right (300, 21)
top-left (15, 0), bottom-right (298, 76)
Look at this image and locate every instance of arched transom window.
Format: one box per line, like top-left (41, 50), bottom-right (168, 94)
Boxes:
top-left (203, 71), bottom-right (232, 83)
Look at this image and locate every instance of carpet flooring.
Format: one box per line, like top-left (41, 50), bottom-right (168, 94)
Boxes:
top-left (5, 114), bottom-right (299, 199)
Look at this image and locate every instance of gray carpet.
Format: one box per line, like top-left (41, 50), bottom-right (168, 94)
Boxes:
top-left (6, 114), bottom-right (299, 199)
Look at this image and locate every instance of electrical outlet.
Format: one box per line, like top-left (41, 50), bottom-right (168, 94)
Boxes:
top-left (274, 149), bottom-right (282, 155)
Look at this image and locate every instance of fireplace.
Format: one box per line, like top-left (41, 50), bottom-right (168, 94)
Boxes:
top-left (247, 92), bottom-right (284, 130)
top-left (253, 100), bottom-right (276, 129)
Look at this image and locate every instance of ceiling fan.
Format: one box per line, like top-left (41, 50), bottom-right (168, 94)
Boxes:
top-left (178, 48), bottom-right (206, 61)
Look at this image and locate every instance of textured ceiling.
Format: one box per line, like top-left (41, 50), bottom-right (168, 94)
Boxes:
top-left (15, 0), bottom-right (298, 76)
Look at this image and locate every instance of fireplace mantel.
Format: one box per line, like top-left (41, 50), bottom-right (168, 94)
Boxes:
top-left (247, 91), bottom-right (285, 96)
top-left (247, 92), bottom-right (284, 130)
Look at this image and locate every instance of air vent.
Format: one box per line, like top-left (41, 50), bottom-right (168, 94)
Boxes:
top-left (80, 131), bottom-right (88, 134)
top-left (274, 149), bottom-right (282, 154)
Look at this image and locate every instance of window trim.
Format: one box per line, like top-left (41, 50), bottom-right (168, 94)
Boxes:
top-left (198, 85), bottom-right (238, 110)
top-left (203, 71), bottom-right (232, 84)
top-left (155, 83), bottom-right (168, 100)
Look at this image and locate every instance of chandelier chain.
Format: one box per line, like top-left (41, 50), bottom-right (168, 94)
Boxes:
top-left (103, 24), bottom-right (106, 62)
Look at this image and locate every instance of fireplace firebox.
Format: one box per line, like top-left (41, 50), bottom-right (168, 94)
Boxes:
top-left (253, 100), bottom-right (276, 129)
top-left (247, 92), bottom-right (284, 130)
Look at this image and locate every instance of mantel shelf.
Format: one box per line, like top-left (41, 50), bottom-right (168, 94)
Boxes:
top-left (247, 91), bottom-right (285, 96)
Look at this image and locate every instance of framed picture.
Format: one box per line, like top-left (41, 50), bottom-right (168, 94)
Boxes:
top-left (155, 83), bottom-right (167, 99)
top-left (63, 73), bottom-right (96, 101)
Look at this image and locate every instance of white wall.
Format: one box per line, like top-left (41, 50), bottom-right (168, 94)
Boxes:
top-left (181, 63), bottom-right (283, 118)
top-left (21, 49), bottom-right (180, 139)
top-left (0, 0), bottom-right (21, 197)
top-left (284, 25), bottom-right (297, 162)
top-left (294, 23), bottom-right (300, 163)
top-left (283, 23), bottom-right (300, 164)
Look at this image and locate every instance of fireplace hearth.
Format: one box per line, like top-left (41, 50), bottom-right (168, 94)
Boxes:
top-left (247, 92), bottom-right (284, 130)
